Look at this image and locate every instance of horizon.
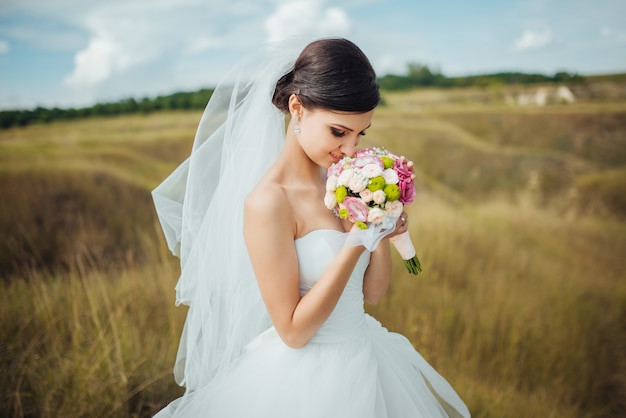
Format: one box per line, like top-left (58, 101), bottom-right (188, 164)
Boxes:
top-left (1, 0), bottom-right (625, 111)
top-left (3, 68), bottom-right (617, 113)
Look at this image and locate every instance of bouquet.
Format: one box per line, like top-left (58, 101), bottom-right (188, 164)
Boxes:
top-left (324, 147), bottom-right (422, 275)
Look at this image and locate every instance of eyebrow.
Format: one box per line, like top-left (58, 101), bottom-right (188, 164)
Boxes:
top-left (333, 123), bottom-right (372, 132)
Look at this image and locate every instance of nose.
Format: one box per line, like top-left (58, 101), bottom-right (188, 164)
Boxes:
top-left (340, 138), bottom-right (357, 157)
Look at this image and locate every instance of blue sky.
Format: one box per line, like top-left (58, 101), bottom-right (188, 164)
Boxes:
top-left (0, 0), bottom-right (625, 110)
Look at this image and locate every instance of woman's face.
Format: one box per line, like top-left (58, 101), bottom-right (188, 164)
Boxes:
top-left (297, 107), bottom-right (374, 168)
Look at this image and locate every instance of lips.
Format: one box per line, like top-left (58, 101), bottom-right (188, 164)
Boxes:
top-left (330, 152), bottom-right (342, 163)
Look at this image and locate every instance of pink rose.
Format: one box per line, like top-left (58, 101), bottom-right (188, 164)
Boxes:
top-left (394, 159), bottom-right (416, 205)
top-left (343, 197), bottom-right (369, 222)
top-left (367, 207), bottom-right (385, 224)
top-left (361, 163), bottom-right (384, 178)
top-left (359, 189), bottom-right (373, 203)
top-left (384, 200), bottom-right (404, 217)
top-left (327, 161), bottom-right (344, 178)
top-left (399, 180), bottom-right (415, 204)
top-left (393, 158), bottom-right (412, 181)
top-left (354, 148), bottom-right (373, 158)
top-left (372, 190), bottom-right (386, 205)
top-left (352, 155), bottom-right (384, 170)
top-left (348, 175), bottom-right (368, 193)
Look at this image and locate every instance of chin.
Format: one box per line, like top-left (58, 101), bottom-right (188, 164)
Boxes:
top-left (321, 160), bottom-right (334, 169)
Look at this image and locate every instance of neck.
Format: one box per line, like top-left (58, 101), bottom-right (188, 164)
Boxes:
top-left (280, 130), bottom-right (323, 186)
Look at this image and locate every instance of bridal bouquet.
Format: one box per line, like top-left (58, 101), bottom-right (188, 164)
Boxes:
top-left (324, 147), bottom-right (422, 275)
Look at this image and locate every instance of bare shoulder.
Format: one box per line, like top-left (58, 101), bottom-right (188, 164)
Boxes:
top-left (244, 180), bottom-right (292, 231)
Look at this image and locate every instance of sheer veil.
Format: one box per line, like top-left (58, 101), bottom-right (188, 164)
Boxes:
top-left (152, 37), bottom-right (307, 391)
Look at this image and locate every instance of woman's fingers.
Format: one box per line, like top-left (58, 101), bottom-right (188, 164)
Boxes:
top-left (396, 212), bottom-right (408, 232)
top-left (400, 156), bottom-right (416, 180)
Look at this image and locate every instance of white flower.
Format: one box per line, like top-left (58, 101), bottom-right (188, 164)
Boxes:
top-left (361, 163), bottom-right (383, 178)
top-left (348, 175), bottom-right (368, 193)
top-left (382, 168), bottom-right (399, 184)
top-left (337, 169), bottom-right (353, 187)
top-left (326, 175), bottom-right (338, 191)
top-left (360, 189), bottom-right (373, 203)
top-left (324, 191), bottom-right (337, 209)
top-left (367, 207), bottom-right (386, 224)
top-left (385, 200), bottom-right (404, 217)
top-left (372, 190), bottom-right (386, 205)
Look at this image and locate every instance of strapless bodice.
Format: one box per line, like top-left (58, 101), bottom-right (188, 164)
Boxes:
top-left (295, 229), bottom-right (371, 343)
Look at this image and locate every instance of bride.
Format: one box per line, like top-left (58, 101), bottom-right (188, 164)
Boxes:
top-left (152, 37), bottom-right (470, 418)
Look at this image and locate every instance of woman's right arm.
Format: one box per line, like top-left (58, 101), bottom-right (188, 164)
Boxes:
top-left (243, 185), bottom-right (365, 348)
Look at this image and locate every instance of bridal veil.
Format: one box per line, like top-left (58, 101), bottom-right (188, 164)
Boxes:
top-left (152, 38), bottom-right (306, 391)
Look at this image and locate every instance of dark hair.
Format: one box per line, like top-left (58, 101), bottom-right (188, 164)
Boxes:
top-left (272, 38), bottom-right (380, 113)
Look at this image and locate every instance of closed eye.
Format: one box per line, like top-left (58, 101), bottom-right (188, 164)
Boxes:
top-left (331, 128), bottom-right (345, 137)
top-left (332, 129), bottom-right (367, 138)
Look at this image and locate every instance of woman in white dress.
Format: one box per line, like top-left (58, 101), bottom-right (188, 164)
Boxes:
top-left (152, 37), bottom-right (470, 418)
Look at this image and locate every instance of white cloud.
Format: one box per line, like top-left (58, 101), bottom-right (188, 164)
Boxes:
top-left (0, 40), bottom-right (9, 54)
top-left (64, 11), bottom-right (164, 87)
top-left (513, 29), bottom-right (552, 51)
top-left (65, 37), bottom-right (118, 86)
top-left (264, 1), bottom-right (350, 42)
top-left (62, 1), bottom-right (238, 88)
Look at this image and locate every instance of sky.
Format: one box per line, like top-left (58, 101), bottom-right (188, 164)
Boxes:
top-left (0, 0), bottom-right (625, 110)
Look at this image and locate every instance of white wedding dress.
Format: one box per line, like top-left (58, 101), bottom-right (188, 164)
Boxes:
top-left (155, 229), bottom-right (470, 418)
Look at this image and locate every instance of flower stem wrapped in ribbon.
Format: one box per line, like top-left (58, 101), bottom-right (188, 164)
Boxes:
top-left (325, 147), bottom-right (422, 275)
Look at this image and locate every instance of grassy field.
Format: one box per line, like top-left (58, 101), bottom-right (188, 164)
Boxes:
top-left (1, 84), bottom-right (625, 417)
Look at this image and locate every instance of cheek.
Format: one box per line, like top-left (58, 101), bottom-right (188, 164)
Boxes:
top-left (301, 124), bottom-right (332, 150)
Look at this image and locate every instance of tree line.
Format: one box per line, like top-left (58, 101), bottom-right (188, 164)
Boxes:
top-left (1, 66), bottom-right (585, 129)
top-left (0, 89), bottom-right (214, 129)
top-left (377, 63), bottom-right (584, 90)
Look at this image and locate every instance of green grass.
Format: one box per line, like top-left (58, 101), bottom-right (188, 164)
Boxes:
top-left (1, 90), bottom-right (625, 417)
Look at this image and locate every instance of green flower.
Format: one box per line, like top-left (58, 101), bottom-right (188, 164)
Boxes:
top-left (335, 186), bottom-right (348, 203)
top-left (355, 221), bottom-right (368, 230)
top-left (367, 176), bottom-right (385, 192)
top-left (383, 184), bottom-right (401, 201)
top-left (338, 208), bottom-right (349, 219)
top-left (381, 156), bottom-right (394, 169)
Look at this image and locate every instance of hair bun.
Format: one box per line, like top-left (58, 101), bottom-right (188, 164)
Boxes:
top-left (272, 70), bottom-right (295, 113)
top-left (272, 38), bottom-right (379, 114)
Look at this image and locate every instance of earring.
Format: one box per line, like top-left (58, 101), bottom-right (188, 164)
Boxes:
top-left (294, 115), bottom-right (301, 134)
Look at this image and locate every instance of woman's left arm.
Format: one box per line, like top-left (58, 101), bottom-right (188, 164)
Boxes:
top-left (362, 239), bottom-right (391, 305)
top-left (362, 206), bottom-right (411, 305)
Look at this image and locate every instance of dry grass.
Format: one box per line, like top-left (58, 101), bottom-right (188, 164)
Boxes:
top-left (1, 89), bottom-right (625, 417)
top-left (0, 232), bottom-right (186, 417)
top-left (0, 170), bottom-right (156, 277)
top-left (368, 196), bottom-right (626, 418)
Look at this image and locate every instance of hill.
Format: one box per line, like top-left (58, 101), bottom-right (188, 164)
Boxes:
top-left (0, 88), bottom-right (625, 417)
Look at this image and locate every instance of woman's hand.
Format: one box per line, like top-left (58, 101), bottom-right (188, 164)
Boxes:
top-left (386, 211), bottom-right (409, 240)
